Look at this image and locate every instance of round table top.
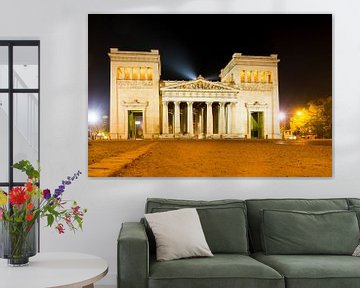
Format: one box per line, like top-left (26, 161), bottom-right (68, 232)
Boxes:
top-left (0, 252), bottom-right (108, 288)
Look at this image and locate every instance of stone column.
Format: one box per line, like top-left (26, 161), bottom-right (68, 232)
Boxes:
top-left (206, 102), bottom-right (213, 136)
top-left (147, 67), bottom-right (152, 80)
top-left (162, 101), bottom-right (168, 134)
top-left (200, 108), bottom-right (205, 135)
top-left (227, 104), bottom-right (232, 134)
top-left (187, 101), bottom-right (193, 135)
top-left (136, 67), bottom-right (140, 80)
top-left (232, 101), bottom-right (239, 135)
top-left (233, 101), bottom-right (242, 136)
top-left (174, 101), bottom-right (181, 134)
top-left (219, 102), bottom-right (226, 135)
top-left (118, 67), bottom-right (123, 80)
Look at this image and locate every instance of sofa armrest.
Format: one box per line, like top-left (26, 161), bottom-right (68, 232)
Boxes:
top-left (118, 222), bottom-right (149, 288)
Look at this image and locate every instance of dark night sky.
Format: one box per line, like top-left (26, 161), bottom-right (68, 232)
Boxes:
top-left (88, 14), bottom-right (332, 117)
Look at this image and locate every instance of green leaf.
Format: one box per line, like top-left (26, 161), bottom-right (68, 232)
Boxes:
top-left (47, 214), bottom-right (54, 227)
top-left (75, 216), bottom-right (83, 229)
top-left (46, 205), bottom-right (60, 217)
top-left (12, 160), bottom-right (40, 180)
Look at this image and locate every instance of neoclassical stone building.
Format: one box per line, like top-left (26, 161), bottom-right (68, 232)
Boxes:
top-left (108, 48), bottom-right (281, 140)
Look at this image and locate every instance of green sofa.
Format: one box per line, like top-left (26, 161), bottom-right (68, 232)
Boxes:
top-left (118, 198), bottom-right (360, 288)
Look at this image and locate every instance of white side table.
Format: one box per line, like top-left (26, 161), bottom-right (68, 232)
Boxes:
top-left (0, 252), bottom-right (108, 288)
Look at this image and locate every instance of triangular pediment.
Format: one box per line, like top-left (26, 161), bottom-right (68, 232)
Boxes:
top-left (162, 77), bottom-right (239, 92)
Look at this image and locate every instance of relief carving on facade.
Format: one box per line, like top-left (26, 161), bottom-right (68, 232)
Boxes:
top-left (117, 80), bottom-right (153, 88)
top-left (161, 89), bottom-right (238, 100)
top-left (164, 79), bottom-right (233, 91)
top-left (245, 101), bottom-right (268, 109)
top-left (122, 99), bottom-right (149, 107)
top-left (240, 83), bottom-right (273, 91)
top-left (178, 81), bottom-right (225, 90)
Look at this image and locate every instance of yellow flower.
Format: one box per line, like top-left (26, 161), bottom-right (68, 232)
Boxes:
top-left (0, 189), bottom-right (7, 206)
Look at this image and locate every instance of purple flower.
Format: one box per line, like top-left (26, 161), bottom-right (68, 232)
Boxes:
top-left (54, 189), bottom-right (63, 198)
top-left (54, 171), bottom-right (82, 199)
top-left (43, 189), bottom-right (51, 200)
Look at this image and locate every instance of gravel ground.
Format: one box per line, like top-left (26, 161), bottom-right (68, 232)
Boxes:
top-left (88, 139), bottom-right (332, 177)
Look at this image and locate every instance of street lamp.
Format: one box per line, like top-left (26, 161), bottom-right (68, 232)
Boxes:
top-left (279, 112), bottom-right (286, 121)
top-left (88, 111), bottom-right (99, 125)
top-left (279, 112), bottom-right (287, 139)
top-left (279, 111), bottom-right (302, 140)
top-left (88, 111), bottom-right (99, 140)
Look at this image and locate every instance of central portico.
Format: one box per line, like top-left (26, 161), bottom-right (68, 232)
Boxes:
top-left (108, 49), bottom-right (281, 140)
top-left (161, 76), bottom-right (240, 138)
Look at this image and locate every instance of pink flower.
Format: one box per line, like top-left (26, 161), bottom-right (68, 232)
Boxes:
top-left (56, 223), bottom-right (65, 234)
top-left (72, 205), bottom-right (80, 215)
top-left (65, 214), bottom-right (71, 225)
top-left (0, 208), bottom-right (3, 220)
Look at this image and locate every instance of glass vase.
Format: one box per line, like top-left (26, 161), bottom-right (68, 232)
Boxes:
top-left (0, 220), bottom-right (37, 266)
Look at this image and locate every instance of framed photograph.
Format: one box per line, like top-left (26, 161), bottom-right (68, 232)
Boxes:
top-left (88, 14), bottom-right (332, 177)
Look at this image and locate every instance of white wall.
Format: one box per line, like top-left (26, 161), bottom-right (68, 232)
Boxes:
top-left (1, 0), bottom-right (360, 286)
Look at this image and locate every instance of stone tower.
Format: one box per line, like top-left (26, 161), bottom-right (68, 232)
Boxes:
top-left (108, 49), bottom-right (161, 139)
top-left (219, 53), bottom-right (281, 139)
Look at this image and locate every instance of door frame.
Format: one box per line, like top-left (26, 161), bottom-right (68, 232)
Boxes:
top-left (128, 110), bottom-right (144, 139)
top-left (250, 111), bottom-right (264, 139)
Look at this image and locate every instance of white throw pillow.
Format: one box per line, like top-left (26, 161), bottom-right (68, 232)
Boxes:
top-left (145, 208), bottom-right (213, 261)
top-left (353, 244), bottom-right (360, 256)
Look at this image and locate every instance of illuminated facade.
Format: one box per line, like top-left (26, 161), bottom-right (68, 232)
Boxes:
top-left (108, 49), bottom-right (281, 139)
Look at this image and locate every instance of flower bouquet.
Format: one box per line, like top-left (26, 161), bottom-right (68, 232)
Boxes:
top-left (0, 160), bottom-right (87, 266)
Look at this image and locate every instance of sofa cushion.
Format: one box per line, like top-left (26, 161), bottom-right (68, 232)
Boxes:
top-left (149, 254), bottom-right (284, 288)
top-left (246, 198), bottom-right (349, 252)
top-left (346, 199), bottom-right (360, 229)
top-left (146, 198), bottom-right (249, 254)
top-left (349, 205), bottom-right (360, 228)
top-left (145, 208), bottom-right (213, 261)
top-left (252, 252), bottom-right (360, 288)
top-left (347, 198), bottom-right (360, 207)
top-left (261, 209), bottom-right (359, 255)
